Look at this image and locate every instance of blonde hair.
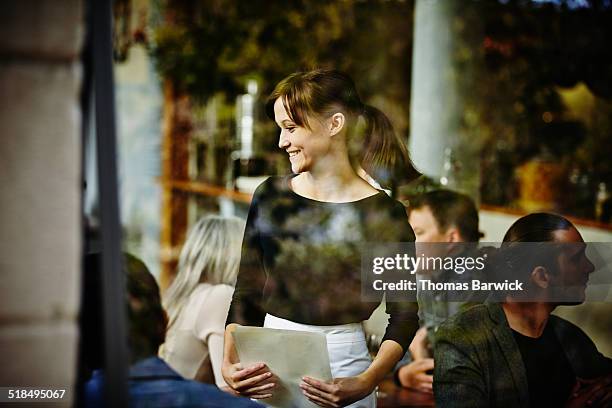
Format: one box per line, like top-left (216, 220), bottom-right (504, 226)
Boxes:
top-left (163, 215), bottom-right (245, 329)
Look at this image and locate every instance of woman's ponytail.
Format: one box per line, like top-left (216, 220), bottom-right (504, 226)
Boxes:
top-left (360, 104), bottom-right (421, 188)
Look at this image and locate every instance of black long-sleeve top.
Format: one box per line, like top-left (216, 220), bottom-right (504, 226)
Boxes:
top-left (227, 175), bottom-right (418, 352)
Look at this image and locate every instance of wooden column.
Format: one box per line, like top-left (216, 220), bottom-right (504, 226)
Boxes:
top-left (159, 80), bottom-right (191, 290)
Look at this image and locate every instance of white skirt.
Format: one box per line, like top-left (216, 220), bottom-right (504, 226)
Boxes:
top-left (264, 314), bottom-right (376, 408)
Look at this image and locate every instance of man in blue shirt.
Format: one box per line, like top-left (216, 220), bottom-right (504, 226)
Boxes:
top-left (85, 356), bottom-right (261, 408)
top-left (82, 253), bottom-right (261, 408)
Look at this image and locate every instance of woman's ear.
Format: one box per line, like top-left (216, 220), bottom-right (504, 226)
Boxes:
top-left (328, 112), bottom-right (345, 136)
top-left (531, 266), bottom-right (551, 289)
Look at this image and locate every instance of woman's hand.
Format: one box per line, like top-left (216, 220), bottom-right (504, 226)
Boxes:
top-left (298, 340), bottom-right (404, 407)
top-left (299, 374), bottom-right (374, 408)
top-left (221, 361), bottom-right (276, 399)
top-left (222, 324), bottom-right (277, 399)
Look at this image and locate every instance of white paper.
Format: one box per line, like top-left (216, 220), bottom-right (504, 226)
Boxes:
top-left (232, 326), bottom-right (333, 408)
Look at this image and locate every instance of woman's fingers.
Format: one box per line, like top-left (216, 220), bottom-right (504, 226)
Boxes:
top-left (224, 362), bottom-right (278, 398)
top-left (300, 382), bottom-right (335, 401)
top-left (234, 370), bottom-right (273, 390)
top-left (231, 363), bottom-right (266, 381)
top-left (249, 393), bottom-right (273, 400)
top-left (302, 389), bottom-right (339, 408)
top-left (302, 376), bottom-right (337, 393)
top-left (242, 382), bottom-right (276, 395)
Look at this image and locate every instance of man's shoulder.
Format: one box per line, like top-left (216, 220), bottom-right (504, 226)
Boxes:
top-left (444, 303), bottom-right (492, 328)
top-left (548, 314), bottom-right (599, 349)
top-left (144, 378), bottom-right (261, 407)
top-left (436, 303), bottom-right (495, 340)
top-left (549, 314), bottom-right (612, 377)
top-left (549, 313), bottom-right (583, 332)
top-left (128, 358), bottom-right (262, 407)
top-left (180, 381), bottom-right (262, 407)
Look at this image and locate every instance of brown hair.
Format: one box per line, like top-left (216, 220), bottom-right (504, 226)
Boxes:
top-left (82, 253), bottom-right (167, 366)
top-left (408, 189), bottom-right (482, 242)
top-left (502, 212), bottom-right (573, 243)
top-left (265, 69), bottom-right (420, 187)
top-left (482, 213), bottom-right (575, 296)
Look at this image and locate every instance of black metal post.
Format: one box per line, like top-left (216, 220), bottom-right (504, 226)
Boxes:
top-left (92, 0), bottom-right (129, 406)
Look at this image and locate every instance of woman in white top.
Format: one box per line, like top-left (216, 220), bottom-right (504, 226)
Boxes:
top-left (160, 215), bottom-right (244, 388)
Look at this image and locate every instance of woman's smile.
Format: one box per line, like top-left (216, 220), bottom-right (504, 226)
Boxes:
top-left (274, 97), bottom-right (331, 174)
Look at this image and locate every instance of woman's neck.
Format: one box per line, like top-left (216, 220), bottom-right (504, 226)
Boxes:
top-left (502, 301), bottom-right (555, 338)
top-left (292, 158), bottom-right (377, 202)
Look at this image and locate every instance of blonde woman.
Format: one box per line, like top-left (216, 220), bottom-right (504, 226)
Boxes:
top-left (160, 215), bottom-right (244, 388)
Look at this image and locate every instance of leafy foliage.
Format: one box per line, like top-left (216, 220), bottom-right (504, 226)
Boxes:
top-left (150, 0), bottom-right (612, 215)
top-left (472, 0), bottom-right (612, 207)
top-left (151, 0), bottom-right (415, 123)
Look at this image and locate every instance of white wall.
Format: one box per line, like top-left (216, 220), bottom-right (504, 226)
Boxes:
top-left (0, 1), bottom-right (83, 404)
top-left (480, 210), bottom-right (612, 242)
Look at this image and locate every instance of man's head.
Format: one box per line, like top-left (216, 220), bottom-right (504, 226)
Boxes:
top-left (407, 189), bottom-right (480, 243)
top-left (500, 213), bottom-right (595, 304)
top-left (81, 253), bottom-right (167, 368)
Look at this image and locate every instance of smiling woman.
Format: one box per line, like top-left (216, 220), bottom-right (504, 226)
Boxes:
top-left (266, 69), bottom-right (421, 193)
top-left (273, 97), bottom-right (330, 176)
top-left (221, 69), bottom-right (421, 408)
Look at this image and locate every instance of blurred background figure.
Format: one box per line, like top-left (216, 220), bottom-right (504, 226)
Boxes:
top-left (81, 252), bottom-right (260, 407)
top-left (395, 189), bottom-right (482, 394)
top-left (407, 190), bottom-right (481, 245)
top-left (160, 215), bottom-right (244, 388)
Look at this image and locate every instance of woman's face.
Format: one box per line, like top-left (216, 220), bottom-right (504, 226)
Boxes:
top-left (273, 97), bottom-right (331, 174)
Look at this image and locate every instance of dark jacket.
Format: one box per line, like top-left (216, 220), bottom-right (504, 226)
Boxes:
top-left (434, 303), bottom-right (612, 408)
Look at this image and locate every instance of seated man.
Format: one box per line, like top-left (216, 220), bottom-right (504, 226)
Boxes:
top-left (434, 213), bottom-right (612, 408)
top-left (81, 253), bottom-right (261, 408)
top-left (395, 189), bottom-right (482, 393)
